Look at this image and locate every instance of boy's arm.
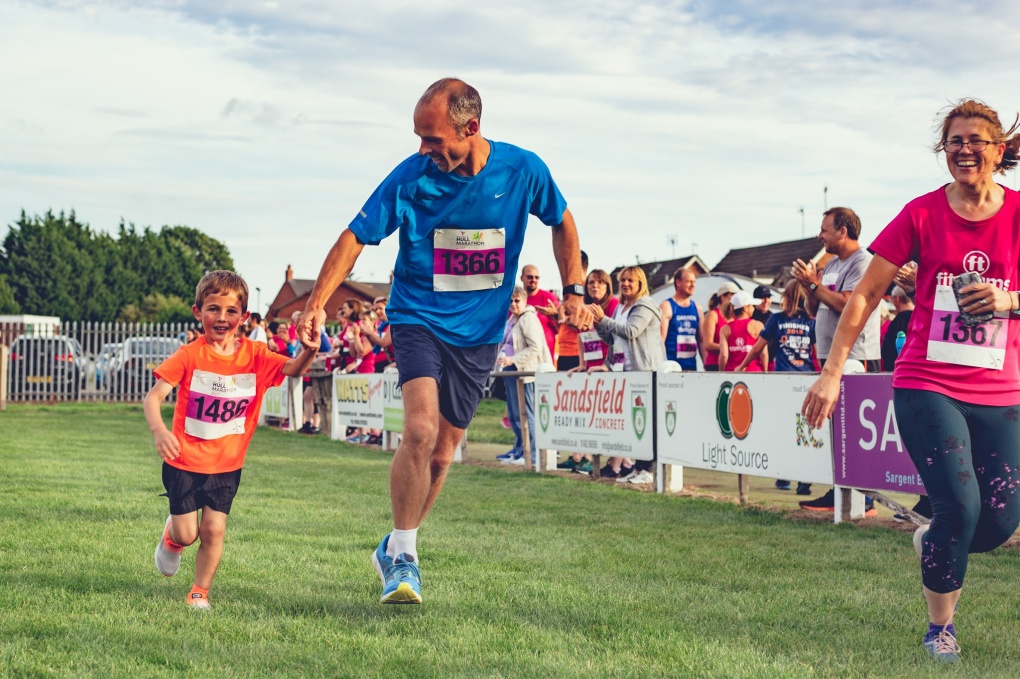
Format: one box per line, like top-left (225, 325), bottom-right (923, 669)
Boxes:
top-left (282, 331), bottom-right (321, 377)
top-left (143, 378), bottom-right (182, 461)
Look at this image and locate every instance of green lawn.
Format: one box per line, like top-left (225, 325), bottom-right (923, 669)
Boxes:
top-left (2, 403), bottom-right (1019, 678)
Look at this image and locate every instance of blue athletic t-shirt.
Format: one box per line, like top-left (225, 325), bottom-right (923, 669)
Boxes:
top-left (348, 140), bottom-right (567, 347)
top-left (759, 311), bottom-right (816, 372)
top-left (664, 298), bottom-right (700, 371)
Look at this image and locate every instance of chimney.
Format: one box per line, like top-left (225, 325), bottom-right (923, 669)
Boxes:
top-left (285, 265), bottom-right (293, 282)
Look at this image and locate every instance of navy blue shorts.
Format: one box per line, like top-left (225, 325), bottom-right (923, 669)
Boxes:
top-left (390, 324), bottom-right (499, 429)
top-left (161, 463), bottom-right (243, 515)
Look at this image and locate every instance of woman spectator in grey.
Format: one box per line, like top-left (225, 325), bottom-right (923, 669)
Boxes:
top-left (588, 266), bottom-right (665, 482)
top-left (496, 286), bottom-right (554, 465)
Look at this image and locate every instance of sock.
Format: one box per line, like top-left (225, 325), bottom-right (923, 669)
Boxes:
top-left (188, 584), bottom-right (209, 601)
top-left (387, 528), bottom-right (418, 562)
top-left (926, 622), bottom-right (955, 639)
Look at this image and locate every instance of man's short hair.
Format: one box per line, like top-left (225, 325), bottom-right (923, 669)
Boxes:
top-left (419, 78), bottom-right (482, 131)
top-left (824, 207), bottom-right (862, 241)
top-left (891, 286), bottom-right (910, 300)
top-left (249, 312), bottom-right (262, 324)
top-left (194, 270), bottom-right (248, 312)
top-left (672, 266), bottom-right (695, 284)
top-left (373, 296), bottom-right (389, 305)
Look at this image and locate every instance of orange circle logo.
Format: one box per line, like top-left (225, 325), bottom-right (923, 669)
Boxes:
top-left (727, 382), bottom-right (753, 440)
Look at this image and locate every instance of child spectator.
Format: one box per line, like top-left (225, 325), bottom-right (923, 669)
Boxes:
top-left (143, 270), bottom-right (318, 609)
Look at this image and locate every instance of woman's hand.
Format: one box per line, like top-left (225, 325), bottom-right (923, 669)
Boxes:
top-left (496, 356), bottom-right (513, 368)
top-left (587, 364), bottom-right (609, 374)
top-left (587, 303), bottom-right (605, 322)
top-left (801, 370), bottom-right (842, 429)
top-left (958, 282), bottom-right (1012, 314)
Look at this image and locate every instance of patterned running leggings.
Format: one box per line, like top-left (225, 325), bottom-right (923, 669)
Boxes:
top-left (894, 388), bottom-right (1020, 594)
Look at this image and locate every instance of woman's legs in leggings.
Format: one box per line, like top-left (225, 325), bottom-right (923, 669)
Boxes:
top-left (894, 389), bottom-right (1020, 625)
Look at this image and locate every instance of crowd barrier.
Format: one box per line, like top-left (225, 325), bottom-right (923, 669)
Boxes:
top-left (279, 365), bottom-right (921, 524)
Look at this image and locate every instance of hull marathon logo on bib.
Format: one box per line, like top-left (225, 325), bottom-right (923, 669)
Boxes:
top-left (184, 369), bottom-right (256, 440)
top-left (433, 228), bottom-right (506, 292)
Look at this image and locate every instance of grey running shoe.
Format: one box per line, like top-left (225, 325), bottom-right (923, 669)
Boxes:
top-left (154, 516), bottom-right (182, 577)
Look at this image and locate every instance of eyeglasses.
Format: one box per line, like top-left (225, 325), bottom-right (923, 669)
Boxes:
top-left (524, 275), bottom-right (540, 280)
top-left (945, 139), bottom-right (993, 152)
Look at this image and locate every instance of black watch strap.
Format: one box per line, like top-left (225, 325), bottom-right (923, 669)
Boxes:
top-left (808, 282), bottom-right (819, 293)
top-left (563, 284), bottom-right (585, 297)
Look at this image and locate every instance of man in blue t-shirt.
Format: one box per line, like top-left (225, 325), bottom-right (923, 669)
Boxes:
top-left (298, 78), bottom-right (590, 604)
top-left (659, 267), bottom-right (703, 371)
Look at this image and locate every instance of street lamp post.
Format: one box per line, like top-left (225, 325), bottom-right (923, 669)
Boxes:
top-left (256, 287), bottom-right (261, 314)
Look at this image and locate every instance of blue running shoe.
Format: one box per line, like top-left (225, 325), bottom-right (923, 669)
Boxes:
top-left (923, 625), bottom-right (961, 663)
top-left (371, 535), bottom-right (422, 604)
top-left (496, 449), bottom-right (517, 461)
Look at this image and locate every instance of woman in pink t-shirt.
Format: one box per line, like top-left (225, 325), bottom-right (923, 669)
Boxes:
top-left (718, 290), bottom-right (766, 372)
top-left (802, 99), bottom-right (1020, 662)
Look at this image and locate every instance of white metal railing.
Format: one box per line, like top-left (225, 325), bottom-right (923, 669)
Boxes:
top-left (1, 320), bottom-right (194, 403)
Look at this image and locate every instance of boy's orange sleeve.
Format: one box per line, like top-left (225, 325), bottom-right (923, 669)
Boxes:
top-left (154, 346), bottom-right (189, 387)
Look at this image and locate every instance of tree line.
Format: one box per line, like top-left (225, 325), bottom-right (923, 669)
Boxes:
top-left (0, 211), bottom-right (234, 322)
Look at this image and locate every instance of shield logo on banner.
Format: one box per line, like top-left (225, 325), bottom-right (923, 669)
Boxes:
top-left (665, 401), bottom-right (677, 437)
top-left (632, 394), bottom-right (647, 440)
top-left (539, 402), bottom-right (550, 433)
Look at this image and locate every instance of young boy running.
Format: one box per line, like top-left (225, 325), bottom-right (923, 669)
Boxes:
top-left (144, 270), bottom-right (318, 609)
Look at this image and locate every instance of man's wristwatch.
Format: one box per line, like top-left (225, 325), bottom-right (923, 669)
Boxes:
top-left (808, 282), bottom-right (819, 293)
top-left (563, 284), bottom-right (585, 298)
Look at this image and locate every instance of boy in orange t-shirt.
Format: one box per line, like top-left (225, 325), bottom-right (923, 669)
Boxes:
top-left (143, 270), bottom-right (318, 609)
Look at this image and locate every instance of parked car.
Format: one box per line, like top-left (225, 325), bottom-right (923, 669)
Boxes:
top-left (108, 336), bottom-right (183, 396)
top-left (93, 342), bottom-right (123, 388)
top-left (8, 334), bottom-right (88, 399)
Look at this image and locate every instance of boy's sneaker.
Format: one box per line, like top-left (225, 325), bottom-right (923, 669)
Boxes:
top-left (799, 489), bottom-right (835, 511)
top-left (372, 535), bottom-right (422, 604)
top-left (628, 470), bottom-right (654, 484)
top-left (187, 591), bottom-right (211, 610)
top-left (923, 626), bottom-right (960, 663)
top-left (154, 516), bottom-right (182, 577)
top-left (774, 479), bottom-right (791, 491)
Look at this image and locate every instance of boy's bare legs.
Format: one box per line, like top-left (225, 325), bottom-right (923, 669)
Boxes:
top-left (193, 508), bottom-right (229, 590)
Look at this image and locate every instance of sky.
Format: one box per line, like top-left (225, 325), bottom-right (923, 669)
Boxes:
top-left (3, 0), bottom-right (1020, 315)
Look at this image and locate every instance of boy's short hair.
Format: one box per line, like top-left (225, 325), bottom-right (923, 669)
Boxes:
top-left (195, 270), bottom-right (249, 312)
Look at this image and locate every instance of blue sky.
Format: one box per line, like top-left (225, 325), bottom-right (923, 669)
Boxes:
top-left (3, 1), bottom-right (1019, 313)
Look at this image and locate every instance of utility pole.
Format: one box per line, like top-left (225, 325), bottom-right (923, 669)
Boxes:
top-left (799, 207), bottom-right (805, 237)
top-left (824, 185), bottom-right (828, 211)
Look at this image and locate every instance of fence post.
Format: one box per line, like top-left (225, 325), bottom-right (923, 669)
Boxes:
top-left (0, 344), bottom-right (8, 410)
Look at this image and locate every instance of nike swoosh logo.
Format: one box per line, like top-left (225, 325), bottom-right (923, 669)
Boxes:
top-left (494, 192), bottom-right (506, 199)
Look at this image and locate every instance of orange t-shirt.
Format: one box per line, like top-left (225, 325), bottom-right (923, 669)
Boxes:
top-left (155, 337), bottom-right (289, 474)
top-left (556, 324), bottom-right (579, 358)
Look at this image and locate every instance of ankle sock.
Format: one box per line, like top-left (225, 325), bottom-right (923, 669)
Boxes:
top-left (388, 528), bottom-right (418, 562)
top-left (188, 584), bottom-right (209, 601)
top-left (164, 524), bottom-right (184, 551)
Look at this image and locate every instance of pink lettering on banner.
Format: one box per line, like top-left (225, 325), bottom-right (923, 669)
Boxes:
top-left (186, 393), bottom-right (253, 425)
top-left (433, 248), bottom-right (506, 277)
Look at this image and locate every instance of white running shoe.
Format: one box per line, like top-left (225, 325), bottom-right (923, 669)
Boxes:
top-left (913, 525), bottom-right (930, 559)
top-left (187, 592), bottom-right (211, 610)
top-left (628, 470), bottom-right (655, 484)
top-left (154, 516), bottom-right (182, 577)
top-left (616, 470), bottom-right (637, 483)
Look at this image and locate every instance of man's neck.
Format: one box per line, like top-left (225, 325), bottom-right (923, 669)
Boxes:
top-left (456, 138), bottom-right (491, 177)
top-left (672, 293), bottom-right (693, 306)
top-left (835, 240), bottom-right (861, 261)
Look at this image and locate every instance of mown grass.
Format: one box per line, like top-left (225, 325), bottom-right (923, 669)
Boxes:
top-left (1, 403), bottom-right (1019, 678)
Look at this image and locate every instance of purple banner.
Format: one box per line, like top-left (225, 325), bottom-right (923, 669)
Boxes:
top-left (833, 374), bottom-right (926, 494)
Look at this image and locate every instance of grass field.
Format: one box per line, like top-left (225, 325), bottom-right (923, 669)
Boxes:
top-left (2, 403), bottom-right (1020, 678)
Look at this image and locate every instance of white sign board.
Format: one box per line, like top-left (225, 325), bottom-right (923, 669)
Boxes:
top-left (331, 371), bottom-right (404, 438)
top-left (656, 372), bottom-right (833, 483)
top-left (534, 371), bottom-right (655, 461)
top-left (262, 383), bottom-right (289, 420)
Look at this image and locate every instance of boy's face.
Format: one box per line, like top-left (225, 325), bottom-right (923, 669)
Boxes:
top-left (192, 291), bottom-right (249, 343)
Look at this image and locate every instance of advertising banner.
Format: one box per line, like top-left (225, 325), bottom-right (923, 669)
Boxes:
top-left (832, 374), bottom-right (926, 494)
top-left (262, 383), bottom-right (289, 420)
top-left (533, 371), bottom-right (654, 461)
top-left (656, 373), bottom-right (833, 483)
top-left (331, 371), bottom-right (404, 438)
